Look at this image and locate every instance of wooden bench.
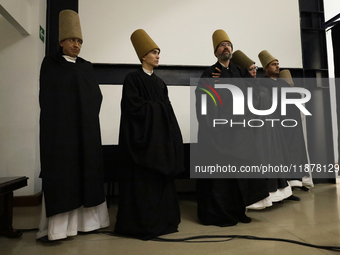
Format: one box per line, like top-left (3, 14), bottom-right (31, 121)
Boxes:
top-left (0, 176), bottom-right (28, 238)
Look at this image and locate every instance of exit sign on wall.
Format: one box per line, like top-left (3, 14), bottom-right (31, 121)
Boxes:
top-left (39, 26), bottom-right (45, 43)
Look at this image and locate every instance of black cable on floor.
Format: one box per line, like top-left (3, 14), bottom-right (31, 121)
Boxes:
top-left (17, 229), bottom-right (340, 252)
top-left (152, 235), bottom-right (340, 252)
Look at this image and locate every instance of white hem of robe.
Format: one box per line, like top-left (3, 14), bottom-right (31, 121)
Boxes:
top-left (246, 196), bottom-right (273, 210)
top-left (288, 180), bottom-right (303, 187)
top-left (36, 194), bottom-right (110, 241)
top-left (247, 182), bottom-right (293, 210)
top-left (302, 175), bottom-right (314, 187)
top-left (268, 182), bottom-right (293, 202)
top-left (289, 177), bottom-right (314, 188)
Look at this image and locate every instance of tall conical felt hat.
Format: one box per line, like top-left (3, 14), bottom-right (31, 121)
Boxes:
top-left (231, 50), bottom-right (254, 69)
top-left (280, 69), bottom-right (294, 86)
top-left (212, 29), bottom-right (232, 53)
top-left (59, 9), bottom-right (83, 42)
top-left (258, 50), bottom-right (277, 68)
top-left (130, 29), bottom-right (160, 61)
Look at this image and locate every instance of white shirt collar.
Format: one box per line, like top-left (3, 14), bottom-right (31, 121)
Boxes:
top-left (142, 67), bottom-right (153, 76)
top-left (62, 55), bottom-right (77, 63)
top-left (219, 62), bottom-right (229, 69)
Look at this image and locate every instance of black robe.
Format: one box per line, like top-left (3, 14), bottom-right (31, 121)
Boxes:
top-left (195, 62), bottom-right (269, 226)
top-left (39, 50), bottom-right (105, 217)
top-left (251, 79), bottom-right (291, 192)
top-left (114, 68), bottom-right (184, 240)
top-left (259, 76), bottom-right (308, 181)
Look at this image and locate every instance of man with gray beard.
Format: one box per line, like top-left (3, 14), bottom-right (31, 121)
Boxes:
top-left (195, 29), bottom-right (269, 226)
top-left (200, 29), bottom-right (252, 79)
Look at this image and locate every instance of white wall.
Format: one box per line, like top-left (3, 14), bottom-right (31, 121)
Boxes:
top-left (82, 0), bottom-right (303, 145)
top-left (0, 0), bottom-right (46, 195)
top-left (79, 0), bottom-right (302, 68)
top-left (0, 0), bottom-right (31, 34)
top-left (1, 0), bottom-right (331, 195)
top-left (99, 85), bottom-right (191, 145)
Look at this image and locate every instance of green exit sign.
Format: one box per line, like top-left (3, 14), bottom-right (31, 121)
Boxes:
top-left (39, 25), bottom-right (45, 43)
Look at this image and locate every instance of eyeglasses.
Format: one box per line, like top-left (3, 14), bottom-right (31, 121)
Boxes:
top-left (218, 42), bottom-right (232, 48)
top-left (248, 66), bottom-right (258, 72)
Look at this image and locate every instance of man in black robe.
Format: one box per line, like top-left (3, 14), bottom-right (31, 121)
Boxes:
top-left (258, 50), bottom-right (309, 195)
top-left (114, 29), bottom-right (184, 240)
top-left (37, 10), bottom-right (109, 241)
top-left (230, 50), bottom-right (293, 207)
top-left (194, 30), bottom-right (269, 226)
top-left (279, 69), bottom-right (311, 187)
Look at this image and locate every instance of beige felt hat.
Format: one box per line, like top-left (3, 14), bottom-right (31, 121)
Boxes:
top-left (231, 50), bottom-right (254, 69)
top-left (130, 29), bottom-right (160, 61)
top-left (280, 69), bottom-right (294, 86)
top-left (212, 29), bottom-right (232, 53)
top-left (258, 50), bottom-right (277, 69)
top-left (59, 9), bottom-right (83, 42)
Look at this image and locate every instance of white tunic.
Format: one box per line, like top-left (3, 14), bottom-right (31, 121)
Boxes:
top-left (37, 55), bottom-right (110, 241)
top-left (36, 194), bottom-right (110, 240)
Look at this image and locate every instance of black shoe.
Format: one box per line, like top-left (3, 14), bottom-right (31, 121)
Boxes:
top-left (297, 186), bottom-right (309, 192)
top-left (37, 236), bottom-right (50, 243)
top-left (239, 214), bottom-right (252, 223)
top-left (286, 195), bottom-right (301, 201)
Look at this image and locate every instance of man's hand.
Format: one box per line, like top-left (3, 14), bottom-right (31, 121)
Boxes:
top-left (212, 67), bottom-right (222, 78)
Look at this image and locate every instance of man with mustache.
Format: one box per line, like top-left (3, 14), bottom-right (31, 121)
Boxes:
top-left (201, 30), bottom-right (253, 79)
top-left (37, 9), bottom-right (109, 241)
top-left (195, 29), bottom-right (269, 226)
top-left (258, 50), bottom-right (310, 196)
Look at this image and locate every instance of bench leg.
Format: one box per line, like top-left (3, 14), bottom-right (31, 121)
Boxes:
top-left (0, 191), bottom-right (22, 238)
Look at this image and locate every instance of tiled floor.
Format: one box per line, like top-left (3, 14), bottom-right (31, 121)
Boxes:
top-left (1, 183), bottom-right (340, 254)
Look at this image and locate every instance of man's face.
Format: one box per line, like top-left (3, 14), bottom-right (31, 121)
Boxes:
top-left (248, 64), bottom-right (257, 78)
top-left (59, 38), bottom-right (83, 57)
top-left (265, 60), bottom-right (280, 78)
top-left (142, 49), bottom-right (160, 69)
top-left (215, 41), bottom-right (232, 62)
